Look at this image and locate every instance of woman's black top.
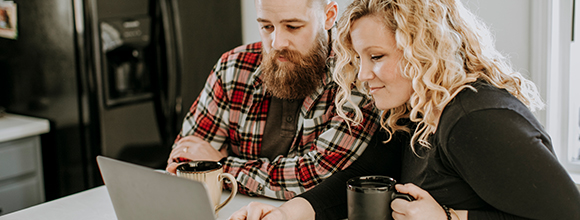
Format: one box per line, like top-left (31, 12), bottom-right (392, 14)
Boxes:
top-left (298, 82), bottom-right (580, 220)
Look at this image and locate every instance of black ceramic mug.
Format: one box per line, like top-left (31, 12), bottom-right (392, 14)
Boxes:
top-left (347, 176), bottom-right (414, 220)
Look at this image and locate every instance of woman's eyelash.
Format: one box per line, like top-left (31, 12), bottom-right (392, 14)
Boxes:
top-left (354, 55), bottom-right (383, 60)
top-left (371, 55), bottom-right (384, 60)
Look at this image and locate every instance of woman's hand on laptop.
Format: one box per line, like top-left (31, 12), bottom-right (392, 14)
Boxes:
top-left (166, 136), bottom-right (228, 174)
top-left (228, 202), bottom-right (279, 220)
top-left (228, 197), bottom-right (315, 220)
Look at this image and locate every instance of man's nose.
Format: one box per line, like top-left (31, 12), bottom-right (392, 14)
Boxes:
top-left (271, 29), bottom-right (290, 50)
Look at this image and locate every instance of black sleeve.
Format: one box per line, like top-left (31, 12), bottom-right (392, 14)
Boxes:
top-left (297, 131), bottom-right (405, 220)
top-left (445, 109), bottom-right (580, 220)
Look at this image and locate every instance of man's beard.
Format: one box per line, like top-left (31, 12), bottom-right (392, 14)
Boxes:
top-left (261, 30), bottom-right (329, 100)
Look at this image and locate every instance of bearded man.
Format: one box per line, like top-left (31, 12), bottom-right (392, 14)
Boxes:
top-left (165, 0), bottom-right (380, 200)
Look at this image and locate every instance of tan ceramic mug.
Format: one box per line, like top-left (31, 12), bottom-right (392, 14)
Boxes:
top-left (176, 161), bottom-right (238, 213)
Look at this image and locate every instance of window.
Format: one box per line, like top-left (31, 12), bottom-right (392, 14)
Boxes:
top-left (567, 0), bottom-right (580, 167)
top-left (545, 0), bottom-right (580, 181)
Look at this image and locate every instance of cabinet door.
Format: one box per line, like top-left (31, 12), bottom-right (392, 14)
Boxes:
top-left (0, 138), bottom-right (37, 181)
top-left (0, 136), bottom-right (45, 215)
top-left (0, 177), bottom-right (43, 215)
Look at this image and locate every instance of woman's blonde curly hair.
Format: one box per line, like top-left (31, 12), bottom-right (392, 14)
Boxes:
top-left (333, 0), bottom-right (544, 151)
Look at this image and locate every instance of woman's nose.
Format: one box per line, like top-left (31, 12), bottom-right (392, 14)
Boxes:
top-left (357, 61), bottom-right (374, 82)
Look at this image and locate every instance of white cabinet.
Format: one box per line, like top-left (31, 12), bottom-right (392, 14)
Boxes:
top-left (0, 114), bottom-right (49, 216)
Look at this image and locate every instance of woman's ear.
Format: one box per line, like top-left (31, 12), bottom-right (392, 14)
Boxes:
top-left (324, 1), bottom-right (339, 30)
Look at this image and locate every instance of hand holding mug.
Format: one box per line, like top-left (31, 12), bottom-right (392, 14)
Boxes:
top-left (166, 136), bottom-right (227, 174)
top-left (391, 183), bottom-right (448, 220)
top-left (347, 176), bottom-right (414, 220)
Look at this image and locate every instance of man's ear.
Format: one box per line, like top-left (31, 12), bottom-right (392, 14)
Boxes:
top-left (324, 1), bottom-right (338, 30)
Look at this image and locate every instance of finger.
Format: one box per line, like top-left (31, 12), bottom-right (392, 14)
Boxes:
top-left (177, 135), bottom-right (205, 145)
top-left (395, 183), bottom-right (425, 200)
top-left (391, 196), bottom-right (411, 214)
top-left (245, 204), bottom-right (266, 220)
top-left (170, 146), bottom-right (197, 162)
top-left (227, 206), bottom-right (248, 220)
top-left (171, 137), bottom-right (201, 153)
top-left (246, 210), bottom-right (267, 220)
top-left (392, 210), bottom-right (405, 220)
top-left (168, 145), bottom-right (186, 161)
top-left (170, 142), bottom-right (201, 161)
top-left (178, 136), bottom-right (215, 152)
top-left (166, 162), bottom-right (179, 174)
top-left (168, 148), bottom-right (181, 164)
top-left (262, 212), bottom-right (281, 220)
top-left (220, 147), bottom-right (229, 157)
top-left (245, 202), bottom-right (274, 220)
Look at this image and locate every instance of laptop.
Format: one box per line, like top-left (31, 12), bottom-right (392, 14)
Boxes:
top-left (96, 155), bottom-right (216, 220)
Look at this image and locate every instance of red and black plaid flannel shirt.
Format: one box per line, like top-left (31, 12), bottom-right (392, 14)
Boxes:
top-left (177, 42), bottom-right (380, 200)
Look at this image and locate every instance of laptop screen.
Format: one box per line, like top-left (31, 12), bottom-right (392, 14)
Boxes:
top-left (96, 156), bottom-right (216, 220)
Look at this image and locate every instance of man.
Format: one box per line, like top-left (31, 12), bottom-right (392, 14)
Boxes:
top-left (166, 0), bottom-right (380, 200)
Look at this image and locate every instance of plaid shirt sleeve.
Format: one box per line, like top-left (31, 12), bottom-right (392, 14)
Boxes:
top-left (178, 43), bottom-right (381, 200)
top-left (178, 44), bottom-right (261, 150)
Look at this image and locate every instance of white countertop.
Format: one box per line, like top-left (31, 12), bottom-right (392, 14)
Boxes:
top-left (0, 185), bottom-right (285, 220)
top-left (0, 113), bottom-right (50, 142)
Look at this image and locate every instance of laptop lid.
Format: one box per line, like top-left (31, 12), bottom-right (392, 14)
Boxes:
top-left (96, 155), bottom-right (216, 220)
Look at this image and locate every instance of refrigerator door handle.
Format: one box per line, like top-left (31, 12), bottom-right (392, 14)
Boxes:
top-left (157, 0), bottom-right (181, 143)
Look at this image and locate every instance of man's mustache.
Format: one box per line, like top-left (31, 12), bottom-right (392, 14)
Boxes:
top-left (271, 49), bottom-right (302, 64)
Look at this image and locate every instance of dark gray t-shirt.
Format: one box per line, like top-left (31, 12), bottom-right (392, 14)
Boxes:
top-left (260, 96), bottom-right (303, 161)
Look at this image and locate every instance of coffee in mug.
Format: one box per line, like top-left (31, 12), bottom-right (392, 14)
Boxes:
top-left (347, 175), bottom-right (413, 220)
top-left (176, 161), bottom-right (237, 213)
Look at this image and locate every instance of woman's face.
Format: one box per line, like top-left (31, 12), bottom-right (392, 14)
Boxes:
top-left (350, 16), bottom-right (413, 110)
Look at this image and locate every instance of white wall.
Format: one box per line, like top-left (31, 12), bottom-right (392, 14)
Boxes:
top-left (241, 0), bottom-right (259, 44)
top-left (241, 0), bottom-right (354, 44)
top-left (462, 0), bottom-right (532, 77)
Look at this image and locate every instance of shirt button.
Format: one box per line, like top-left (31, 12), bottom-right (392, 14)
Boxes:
top-left (286, 116), bottom-right (293, 122)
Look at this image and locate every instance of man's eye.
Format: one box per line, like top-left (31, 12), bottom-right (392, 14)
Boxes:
top-left (261, 25), bottom-right (273, 30)
top-left (287, 25), bottom-right (301, 30)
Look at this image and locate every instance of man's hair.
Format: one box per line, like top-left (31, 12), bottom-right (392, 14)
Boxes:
top-left (332, 0), bottom-right (544, 150)
top-left (308, 0), bottom-right (331, 10)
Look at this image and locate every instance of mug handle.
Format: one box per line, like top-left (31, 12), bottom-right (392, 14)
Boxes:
top-left (215, 173), bottom-right (238, 213)
top-left (393, 193), bottom-right (415, 201)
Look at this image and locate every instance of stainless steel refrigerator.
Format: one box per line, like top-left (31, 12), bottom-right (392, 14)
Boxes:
top-left (0, 0), bottom-right (241, 201)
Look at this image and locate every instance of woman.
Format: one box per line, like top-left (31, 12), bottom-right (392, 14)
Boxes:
top-left (228, 0), bottom-right (580, 219)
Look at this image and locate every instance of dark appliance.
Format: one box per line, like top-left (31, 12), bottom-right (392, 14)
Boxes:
top-left (0, 0), bottom-right (242, 201)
